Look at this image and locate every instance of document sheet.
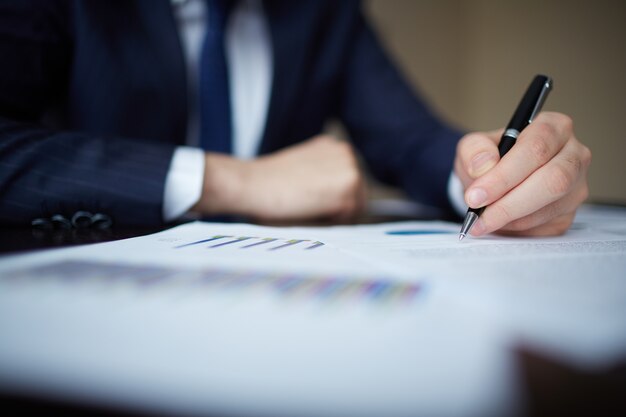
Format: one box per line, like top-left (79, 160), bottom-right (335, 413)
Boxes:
top-left (0, 205), bottom-right (625, 417)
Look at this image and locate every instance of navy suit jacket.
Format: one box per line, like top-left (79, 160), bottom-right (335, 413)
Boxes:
top-left (0, 0), bottom-right (462, 226)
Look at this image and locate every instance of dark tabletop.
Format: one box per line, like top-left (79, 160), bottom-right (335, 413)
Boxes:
top-left (0, 225), bottom-right (168, 256)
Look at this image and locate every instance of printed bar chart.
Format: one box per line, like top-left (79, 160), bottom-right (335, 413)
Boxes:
top-left (175, 235), bottom-right (325, 251)
top-left (3, 260), bottom-right (422, 307)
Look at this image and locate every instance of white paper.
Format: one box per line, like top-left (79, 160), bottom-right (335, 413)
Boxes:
top-left (313, 208), bottom-right (626, 368)
top-left (0, 205), bottom-right (625, 417)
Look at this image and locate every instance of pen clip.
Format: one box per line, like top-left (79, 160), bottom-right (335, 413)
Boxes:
top-left (528, 78), bottom-right (553, 124)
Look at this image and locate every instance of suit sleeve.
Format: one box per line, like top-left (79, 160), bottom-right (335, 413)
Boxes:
top-left (0, 1), bottom-right (175, 226)
top-left (338, 4), bottom-right (464, 215)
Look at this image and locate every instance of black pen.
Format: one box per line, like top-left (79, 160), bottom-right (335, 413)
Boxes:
top-left (459, 74), bottom-right (553, 241)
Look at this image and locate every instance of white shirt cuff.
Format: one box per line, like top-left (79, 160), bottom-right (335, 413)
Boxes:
top-left (162, 146), bottom-right (205, 221)
top-left (447, 171), bottom-right (468, 217)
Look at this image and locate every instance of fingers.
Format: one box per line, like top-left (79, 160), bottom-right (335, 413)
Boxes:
top-left (454, 130), bottom-right (502, 186)
top-left (464, 113), bottom-right (573, 209)
top-left (243, 134), bottom-right (367, 222)
top-left (493, 182), bottom-right (586, 235)
top-left (495, 213), bottom-right (576, 237)
top-left (331, 195), bottom-right (363, 223)
top-left (470, 134), bottom-right (591, 236)
top-left (331, 165), bottom-right (368, 223)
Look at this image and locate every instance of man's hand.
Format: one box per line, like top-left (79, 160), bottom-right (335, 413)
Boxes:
top-left (454, 112), bottom-right (591, 236)
top-left (192, 135), bottom-right (366, 222)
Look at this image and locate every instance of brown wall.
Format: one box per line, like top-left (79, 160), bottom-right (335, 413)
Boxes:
top-left (366, 0), bottom-right (626, 203)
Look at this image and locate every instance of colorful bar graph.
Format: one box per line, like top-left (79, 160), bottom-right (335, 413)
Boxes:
top-left (268, 239), bottom-right (307, 251)
top-left (175, 236), bottom-right (324, 251)
top-left (210, 236), bottom-right (253, 248)
top-left (3, 260), bottom-right (423, 307)
top-left (241, 238), bottom-right (278, 249)
top-left (175, 235), bottom-right (230, 249)
top-left (306, 241), bottom-right (325, 250)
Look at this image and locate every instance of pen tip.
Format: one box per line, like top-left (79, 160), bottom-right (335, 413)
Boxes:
top-left (458, 234), bottom-right (465, 242)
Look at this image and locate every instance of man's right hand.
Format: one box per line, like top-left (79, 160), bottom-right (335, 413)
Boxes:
top-left (191, 135), bottom-right (366, 222)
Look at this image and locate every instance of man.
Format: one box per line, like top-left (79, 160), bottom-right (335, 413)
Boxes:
top-left (0, 0), bottom-right (590, 237)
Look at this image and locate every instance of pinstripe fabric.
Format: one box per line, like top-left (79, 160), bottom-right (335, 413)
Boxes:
top-left (0, 118), bottom-right (175, 225)
top-left (0, 1), bottom-right (183, 226)
top-left (0, 0), bottom-right (462, 227)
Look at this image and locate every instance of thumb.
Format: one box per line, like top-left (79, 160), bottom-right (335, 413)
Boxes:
top-left (454, 130), bottom-right (502, 186)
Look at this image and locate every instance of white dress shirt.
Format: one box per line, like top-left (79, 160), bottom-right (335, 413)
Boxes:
top-left (164, 0), bottom-right (271, 220)
top-left (164, 0), bottom-right (465, 221)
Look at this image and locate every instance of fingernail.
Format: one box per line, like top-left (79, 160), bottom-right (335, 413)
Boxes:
top-left (467, 188), bottom-right (488, 208)
top-left (470, 152), bottom-right (496, 177)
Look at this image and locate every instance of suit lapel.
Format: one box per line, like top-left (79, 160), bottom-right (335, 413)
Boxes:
top-left (259, 1), bottom-right (322, 154)
top-left (135, 0), bottom-right (188, 145)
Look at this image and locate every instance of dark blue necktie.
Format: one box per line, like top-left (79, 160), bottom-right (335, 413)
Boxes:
top-left (199, 0), bottom-right (233, 153)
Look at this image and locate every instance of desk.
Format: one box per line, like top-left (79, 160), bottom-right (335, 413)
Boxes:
top-left (0, 226), bottom-right (166, 256)
top-left (1, 204), bottom-right (625, 417)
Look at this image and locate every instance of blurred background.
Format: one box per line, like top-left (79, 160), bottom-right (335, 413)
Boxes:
top-left (363, 0), bottom-right (626, 204)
